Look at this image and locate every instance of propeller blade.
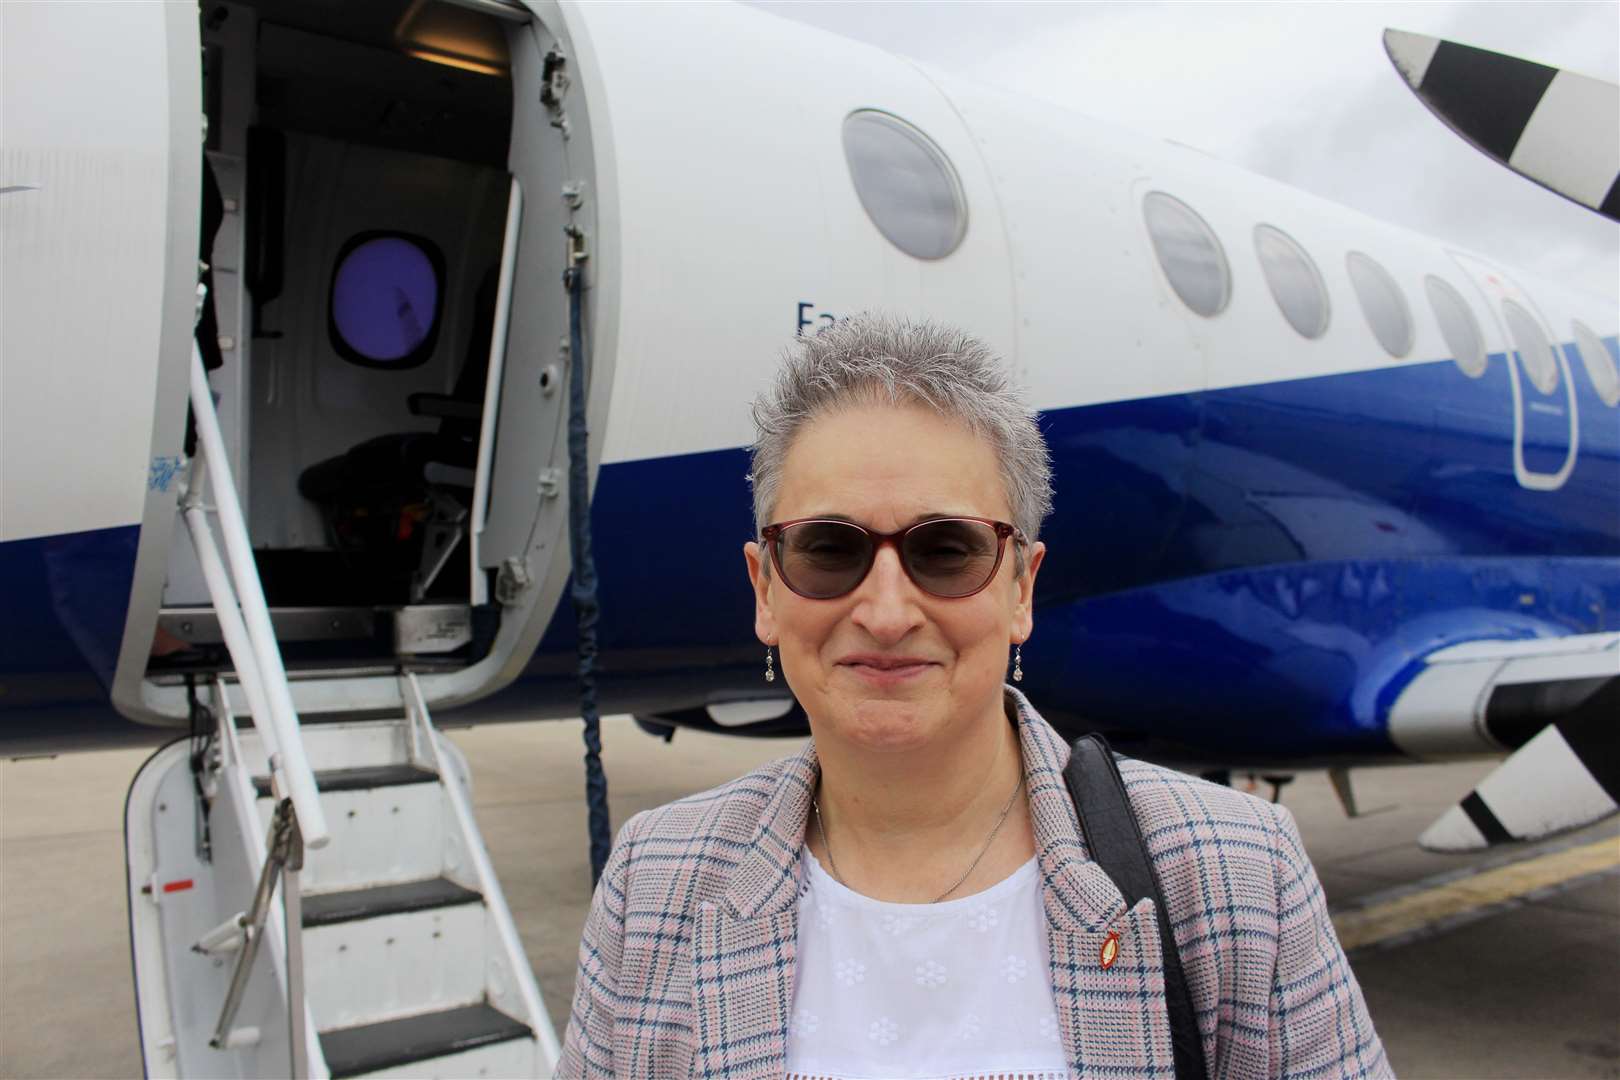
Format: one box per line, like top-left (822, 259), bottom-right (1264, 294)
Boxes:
top-left (1384, 28), bottom-right (1620, 222)
top-left (1421, 680), bottom-right (1620, 851)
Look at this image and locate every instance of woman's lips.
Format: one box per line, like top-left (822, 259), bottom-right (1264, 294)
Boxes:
top-left (838, 657), bottom-right (937, 685)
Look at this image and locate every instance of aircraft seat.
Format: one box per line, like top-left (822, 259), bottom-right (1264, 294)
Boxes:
top-left (298, 267), bottom-right (498, 602)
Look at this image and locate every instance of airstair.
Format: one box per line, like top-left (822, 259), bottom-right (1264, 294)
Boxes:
top-left (125, 346), bottom-right (559, 1078)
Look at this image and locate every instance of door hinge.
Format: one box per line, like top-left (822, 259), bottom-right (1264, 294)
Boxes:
top-left (496, 556), bottom-right (532, 605)
top-left (540, 49), bottom-right (569, 110)
top-left (565, 224), bottom-right (588, 266)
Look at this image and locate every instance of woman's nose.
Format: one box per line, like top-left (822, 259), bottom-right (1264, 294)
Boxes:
top-left (849, 545), bottom-right (925, 643)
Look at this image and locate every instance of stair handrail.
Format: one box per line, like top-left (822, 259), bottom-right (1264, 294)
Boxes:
top-left (183, 494), bottom-right (276, 765)
top-left (188, 343), bottom-right (329, 848)
top-left (401, 672), bottom-right (561, 1069)
top-left (207, 680), bottom-right (329, 1079)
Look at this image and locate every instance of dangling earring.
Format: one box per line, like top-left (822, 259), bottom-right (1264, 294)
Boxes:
top-left (765, 646), bottom-right (776, 683)
top-left (1012, 643), bottom-right (1024, 683)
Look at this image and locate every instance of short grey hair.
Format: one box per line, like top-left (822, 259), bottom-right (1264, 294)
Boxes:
top-left (748, 313), bottom-right (1053, 573)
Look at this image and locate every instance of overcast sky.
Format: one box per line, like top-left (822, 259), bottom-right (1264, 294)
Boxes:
top-left (746, 1), bottom-right (1620, 303)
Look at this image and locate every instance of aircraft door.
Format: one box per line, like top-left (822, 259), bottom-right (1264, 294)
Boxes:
top-left (3, 5), bottom-right (200, 725)
top-left (1449, 252), bottom-right (1579, 490)
top-left (413, 5), bottom-right (600, 705)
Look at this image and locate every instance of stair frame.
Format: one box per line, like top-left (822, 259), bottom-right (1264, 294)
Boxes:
top-left (130, 675), bottom-right (560, 1077)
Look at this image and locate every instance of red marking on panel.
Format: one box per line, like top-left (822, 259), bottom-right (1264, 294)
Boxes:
top-left (162, 879), bottom-right (194, 893)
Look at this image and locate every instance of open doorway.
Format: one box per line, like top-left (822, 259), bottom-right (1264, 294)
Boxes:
top-left (152, 0), bottom-right (520, 676)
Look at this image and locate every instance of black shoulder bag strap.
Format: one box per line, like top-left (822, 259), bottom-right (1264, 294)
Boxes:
top-left (1063, 734), bottom-right (1208, 1079)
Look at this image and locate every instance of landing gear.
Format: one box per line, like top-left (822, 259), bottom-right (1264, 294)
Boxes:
top-left (1259, 774), bottom-right (1295, 804)
top-left (1201, 769), bottom-right (1296, 804)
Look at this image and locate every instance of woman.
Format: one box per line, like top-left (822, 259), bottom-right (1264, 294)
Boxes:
top-left (558, 315), bottom-right (1388, 1079)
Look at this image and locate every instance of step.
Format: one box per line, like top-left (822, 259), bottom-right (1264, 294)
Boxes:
top-left (339, 1035), bottom-right (537, 1080)
top-left (235, 719), bottom-right (415, 779)
top-left (304, 876), bottom-right (481, 928)
top-left (256, 780), bottom-right (447, 892)
top-left (321, 1002), bottom-right (533, 1079)
top-left (251, 763), bottom-right (438, 798)
top-left (305, 897), bottom-right (487, 1029)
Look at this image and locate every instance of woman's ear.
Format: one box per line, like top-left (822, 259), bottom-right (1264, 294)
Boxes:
top-left (1013, 540), bottom-right (1045, 643)
top-left (744, 541), bottom-right (777, 646)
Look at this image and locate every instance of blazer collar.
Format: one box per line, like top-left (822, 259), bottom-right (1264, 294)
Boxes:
top-left (721, 686), bottom-right (1127, 933)
top-left (722, 737), bottom-right (819, 920)
top-left (1007, 685), bottom-right (1131, 934)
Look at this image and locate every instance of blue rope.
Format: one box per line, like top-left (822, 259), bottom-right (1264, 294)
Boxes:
top-left (564, 264), bottom-right (611, 884)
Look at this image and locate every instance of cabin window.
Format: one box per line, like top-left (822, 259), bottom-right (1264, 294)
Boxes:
top-left (1425, 275), bottom-right (1487, 377)
top-left (1572, 321), bottom-right (1620, 407)
top-left (1255, 224), bottom-right (1329, 339)
top-left (842, 110), bottom-right (967, 260)
top-left (329, 232), bottom-right (445, 369)
top-left (1143, 192), bottom-right (1230, 317)
top-left (1501, 299), bottom-right (1559, 395)
top-left (1347, 252), bottom-right (1413, 358)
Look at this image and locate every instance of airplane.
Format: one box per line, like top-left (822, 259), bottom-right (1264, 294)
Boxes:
top-left (2, 1), bottom-right (1616, 1076)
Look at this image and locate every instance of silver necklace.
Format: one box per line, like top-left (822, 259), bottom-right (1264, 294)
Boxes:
top-left (812, 773), bottom-right (1026, 904)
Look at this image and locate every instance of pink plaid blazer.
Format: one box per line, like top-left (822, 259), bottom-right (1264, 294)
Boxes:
top-left (558, 688), bottom-right (1390, 1078)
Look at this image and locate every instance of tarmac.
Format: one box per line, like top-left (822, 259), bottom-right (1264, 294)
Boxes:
top-left (3, 713), bottom-right (1617, 1079)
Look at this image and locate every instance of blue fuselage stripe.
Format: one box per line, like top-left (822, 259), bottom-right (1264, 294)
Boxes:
top-left (511, 351), bottom-right (1620, 756)
top-left (4, 347), bottom-right (1617, 758)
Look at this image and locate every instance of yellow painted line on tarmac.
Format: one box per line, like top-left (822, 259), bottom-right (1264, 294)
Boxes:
top-left (1332, 837), bottom-right (1620, 952)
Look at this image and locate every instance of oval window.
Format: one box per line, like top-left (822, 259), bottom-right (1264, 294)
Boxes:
top-left (1346, 252), bottom-right (1413, 358)
top-left (1425, 275), bottom-right (1487, 378)
top-left (329, 233), bottom-right (444, 368)
top-left (1255, 225), bottom-right (1329, 339)
top-left (1501, 299), bottom-right (1559, 395)
top-left (1572, 320), bottom-right (1618, 406)
top-left (1144, 192), bottom-right (1230, 317)
top-left (842, 111), bottom-right (967, 260)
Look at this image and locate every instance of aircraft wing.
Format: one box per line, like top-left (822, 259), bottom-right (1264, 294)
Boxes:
top-left (1384, 28), bottom-right (1620, 222)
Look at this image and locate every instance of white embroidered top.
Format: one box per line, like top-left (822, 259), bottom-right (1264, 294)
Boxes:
top-left (784, 848), bottom-right (1069, 1080)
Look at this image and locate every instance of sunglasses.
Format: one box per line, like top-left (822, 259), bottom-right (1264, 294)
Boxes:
top-left (761, 516), bottom-right (1025, 600)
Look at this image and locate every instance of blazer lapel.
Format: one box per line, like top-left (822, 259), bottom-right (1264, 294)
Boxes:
top-left (1049, 896), bottom-right (1176, 1078)
top-left (1011, 688), bottom-right (1176, 1078)
top-left (689, 742), bottom-right (817, 1078)
top-left (690, 903), bottom-right (798, 1079)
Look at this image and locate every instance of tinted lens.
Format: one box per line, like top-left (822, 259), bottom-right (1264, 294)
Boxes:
top-left (777, 521), bottom-right (874, 598)
top-left (902, 519), bottom-right (1002, 597)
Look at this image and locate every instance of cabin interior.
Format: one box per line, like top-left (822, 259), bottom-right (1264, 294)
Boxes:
top-left (151, 0), bottom-right (524, 680)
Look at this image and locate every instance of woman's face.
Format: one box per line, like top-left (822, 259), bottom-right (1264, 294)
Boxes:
top-left (744, 402), bottom-right (1045, 756)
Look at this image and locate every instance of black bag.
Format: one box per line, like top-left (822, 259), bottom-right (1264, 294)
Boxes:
top-left (1063, 734), bottom-right (1209, 1079)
